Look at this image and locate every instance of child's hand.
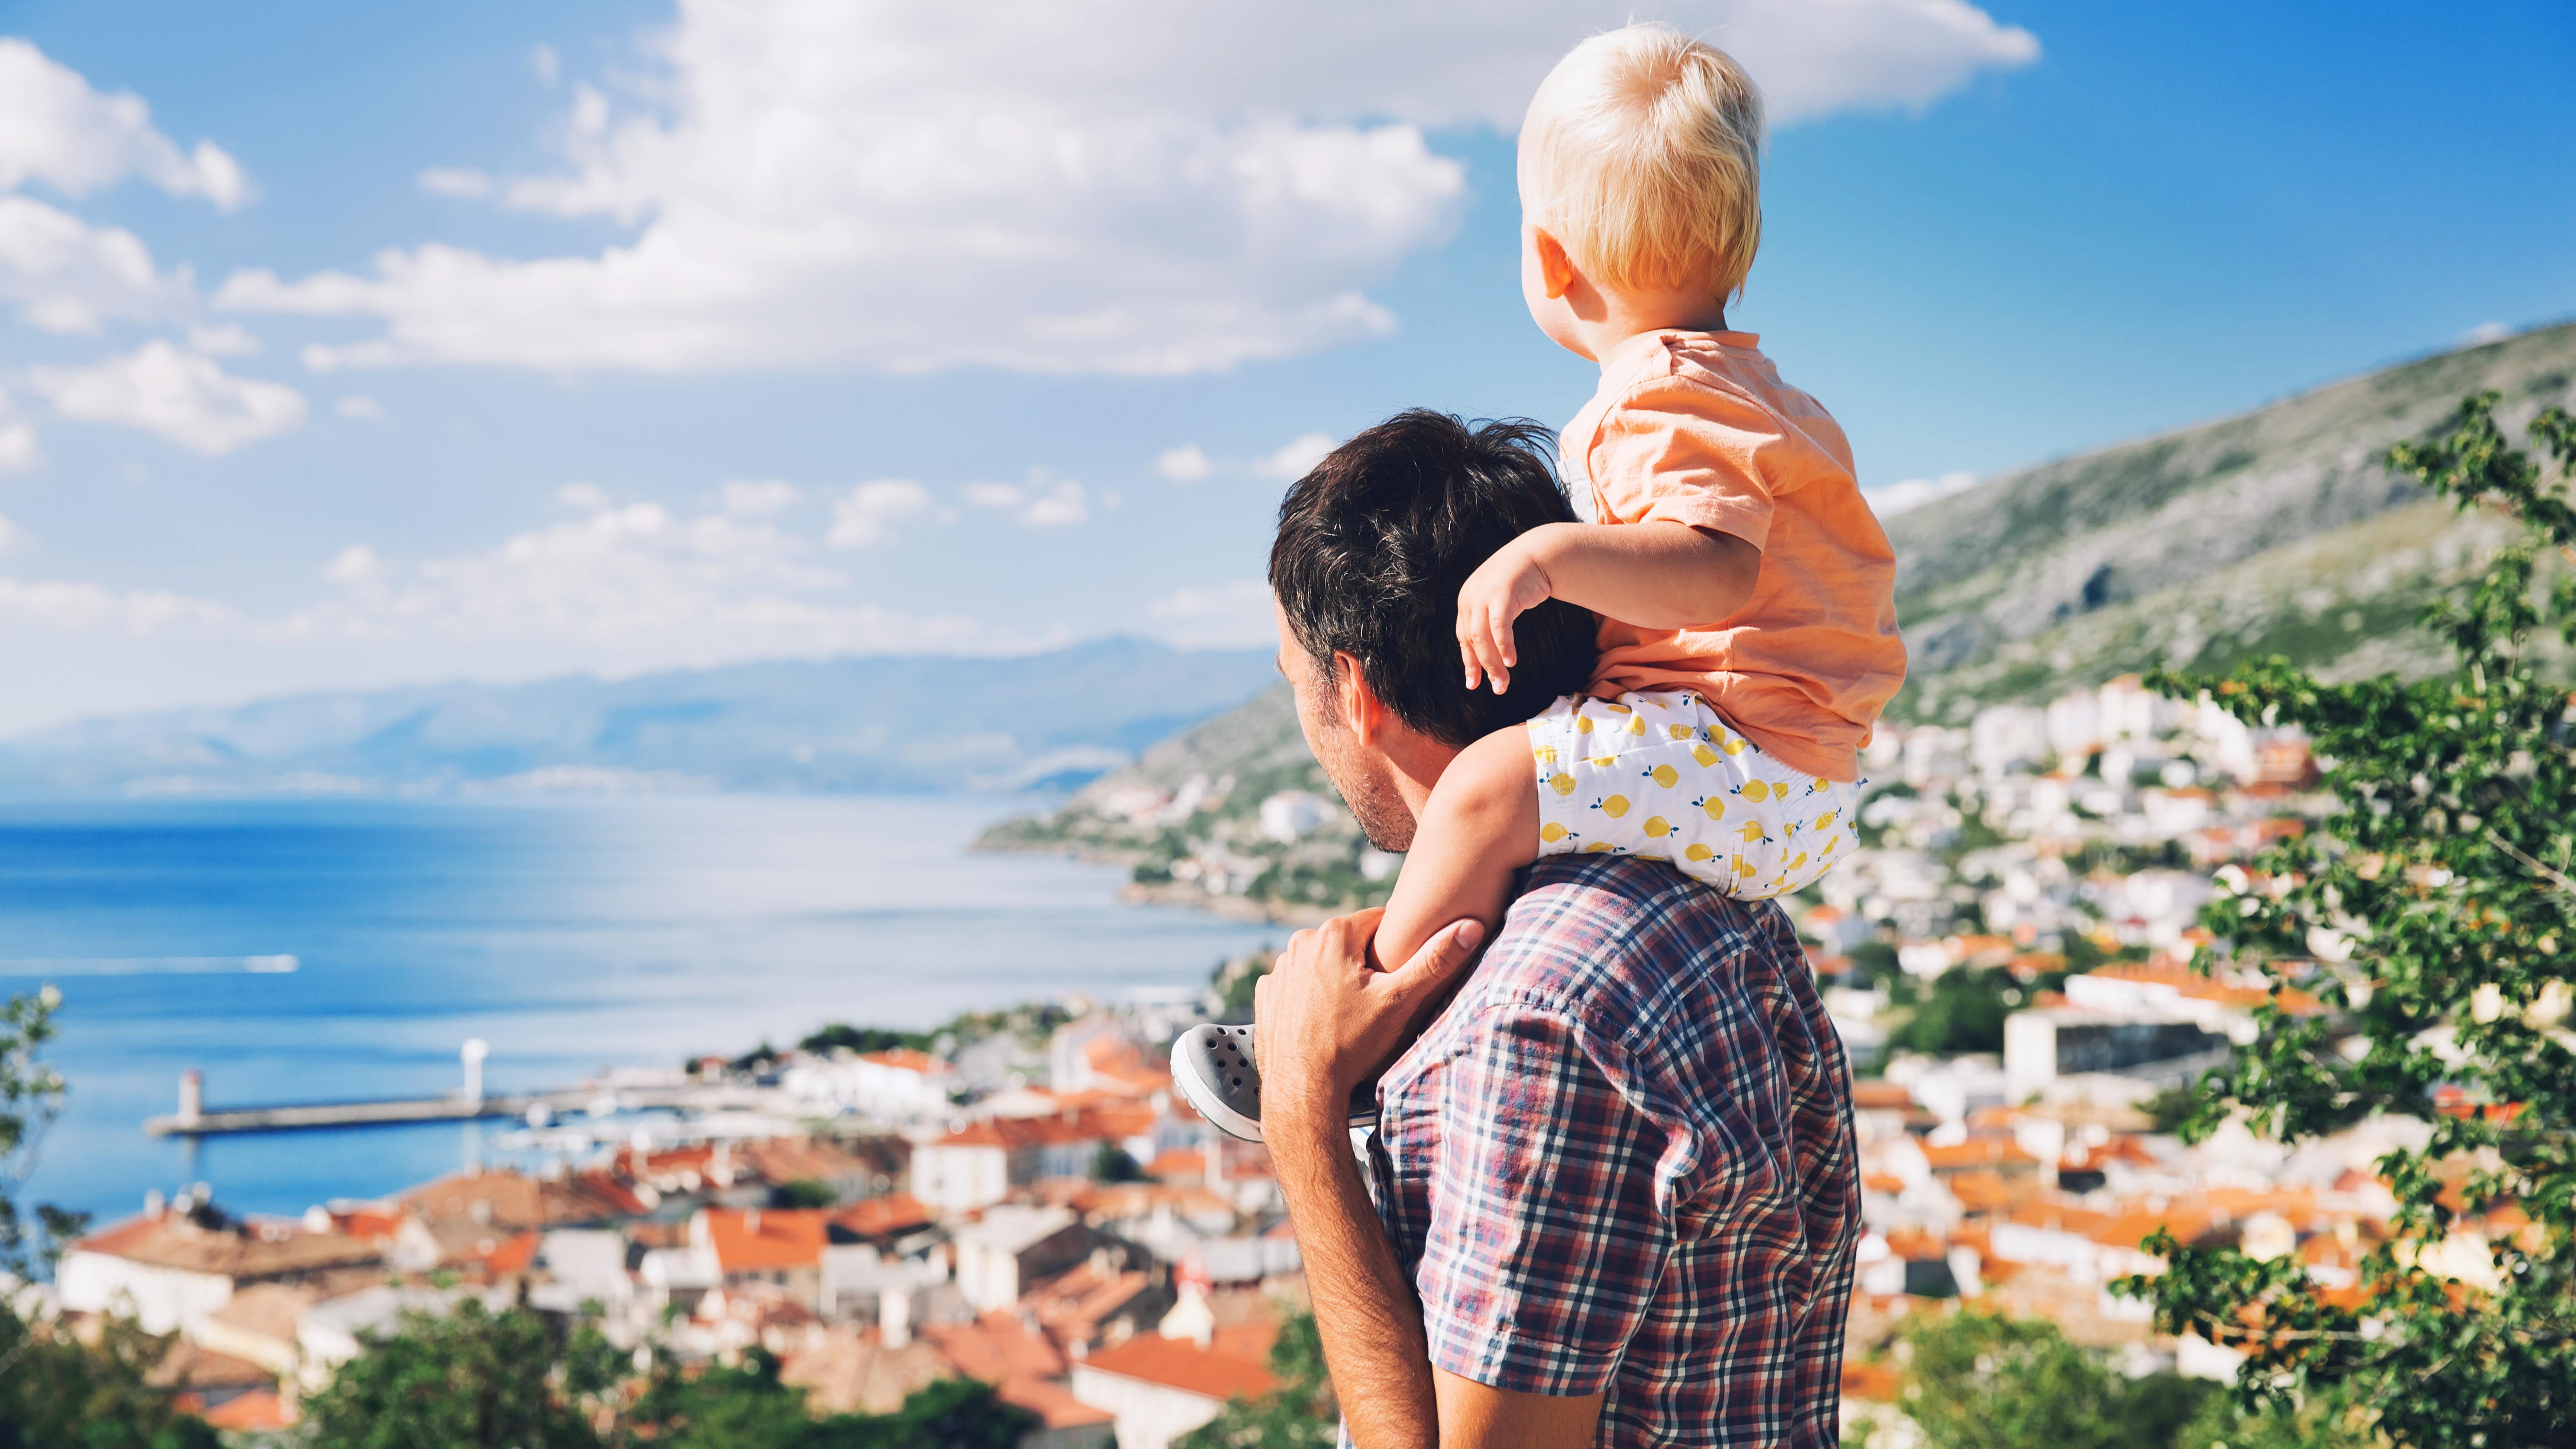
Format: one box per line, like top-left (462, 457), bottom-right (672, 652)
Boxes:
top-left (1455, 538), bottom-right (1553, 693)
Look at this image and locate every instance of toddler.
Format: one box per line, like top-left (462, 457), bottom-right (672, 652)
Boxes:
top-left (1177, 25), bottom-right (1903, 1140)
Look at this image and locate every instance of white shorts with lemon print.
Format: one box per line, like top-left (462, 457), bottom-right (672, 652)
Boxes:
top-left (1526, 690), bottom-right (1859, 901)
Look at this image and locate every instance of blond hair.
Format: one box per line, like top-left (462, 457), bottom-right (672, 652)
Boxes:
top-left (1519, 24), bottom-right (1764, 302)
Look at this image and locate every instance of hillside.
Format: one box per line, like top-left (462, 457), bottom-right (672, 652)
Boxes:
top-left (0, 637), bottom-right (1278, 798)
top-left (982, 322), bottom-right (2576, 919)
top-left (1886, 320), bottom-right (2576, 721)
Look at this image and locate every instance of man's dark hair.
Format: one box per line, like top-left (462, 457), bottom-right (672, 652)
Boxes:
top-left (1269, 410), bottom-right (1598, 749)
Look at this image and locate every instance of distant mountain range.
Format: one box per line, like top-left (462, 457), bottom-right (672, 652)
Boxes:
top-left (0, 638), bottom-right (1279, 799)
top-left (992, 322), bottom-right (2576, 894)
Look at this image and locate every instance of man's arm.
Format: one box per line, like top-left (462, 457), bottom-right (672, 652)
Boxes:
top-left (1258, 912), bottom-right (1606, 1449)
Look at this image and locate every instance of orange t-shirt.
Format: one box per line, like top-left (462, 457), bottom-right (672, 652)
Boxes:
top-left (1560, 329), bottom-right (1905, 782)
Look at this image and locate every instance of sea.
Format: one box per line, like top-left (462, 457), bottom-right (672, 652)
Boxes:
top-left (0, 794), bottom-right (1279, 1238)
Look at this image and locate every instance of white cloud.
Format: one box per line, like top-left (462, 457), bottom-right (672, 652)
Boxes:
top-left (1867, 468), bottom-right (1982, 517)
top-left (0, 511), bottom-right (24, 552)
top-left (530, 44), bottom-right (562, 88)
top-left (556, 481), bottom-right (612, 510)
top-left (720, 478), bottom-right (800, 516)
top-left (0, 421), bottom-right (42, 473)
top-left (1148, 578), bottom-right (1277, 648)
top-left (417, 166), bottom-right (493, 200)
top-left (334, 395), bottom-right (384, 420)
top-left (2459, 320), bottom-right (2512, 347)
top-left (25, 341), bottom-right (309, 455)
top-left (187, 322), bottom-right (260, 355)
top-left (213, 1), bottom-right (2032, 378)
top-left (0, 38), bottom-right (250, 209)
top-left (1258, 431), bottom-right (1338, 481)
top-left (0, 575), bottom-right (235, 633)
top-left (962, 470), bottom-right (1089, 528)
top-left (827, 479), bottom-right (931, 549)
top-left (1156, 444), bottom-right (1215, 484)
top-left (0, 194), bottom-right (191, 332)
top-left (287, 491), bottom-right (987, 668)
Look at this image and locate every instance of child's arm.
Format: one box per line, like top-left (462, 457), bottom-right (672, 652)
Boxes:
top-left (1368, 724), bottom-right (1538, 978)
top-left (1457, 521), bottom-right (1757, 692)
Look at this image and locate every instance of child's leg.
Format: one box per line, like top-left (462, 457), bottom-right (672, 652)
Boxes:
top-left (1368, 722), bottom-right (1541, 976)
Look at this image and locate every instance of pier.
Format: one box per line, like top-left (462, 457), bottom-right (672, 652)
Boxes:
top-left (142, 1042), bottom-right (765, 1138)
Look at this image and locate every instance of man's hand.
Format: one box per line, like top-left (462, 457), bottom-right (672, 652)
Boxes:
top-left (1455, 537), bottom-right (1552, 695)
top-left (1256, 907), bottom-right (1485, 1128)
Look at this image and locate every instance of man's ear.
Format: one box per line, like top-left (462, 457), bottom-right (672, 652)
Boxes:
top-left (1330, 650), bottom-right (1382, 745)
top-left (1532, 226), bottom-right (1577, 300)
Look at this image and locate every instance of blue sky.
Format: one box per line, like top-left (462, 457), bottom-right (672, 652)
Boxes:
top-left (0, 0), bottom-right (2569, 733)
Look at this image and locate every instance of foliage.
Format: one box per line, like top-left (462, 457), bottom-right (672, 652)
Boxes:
top-left (1174, 1309), bottom-right (1338, 1449)
top-left (774, 1177), bottom-right (839, 1209)
top-left (1888, 967), bottom-right (2015, 1055)
top-left (296, 1302), bottom-right (1037, 1449)
top-left (0, 985), bottom-right (87, 1279)
top-left (2121, 393), bottom-right (2576, 1446)
top-left (0, 1303), bottom-right (220, 1449)
top-left (1092, 1143), bottom-right (1147, 1183)
top-left (296, 1299), bottom-right (610, 1449)
top-left (1893, 1310), bottom-right (2211, 1449)
top-left (796, 1024), bottom-right (934, 1057)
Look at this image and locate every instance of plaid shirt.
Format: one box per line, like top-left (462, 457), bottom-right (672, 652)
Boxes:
top-left (1365, 856), bottom-right (1860, 1448)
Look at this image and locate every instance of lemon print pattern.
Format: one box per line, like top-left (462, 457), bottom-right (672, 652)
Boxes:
top-left (1523, 688), bottom-right (1860, 901)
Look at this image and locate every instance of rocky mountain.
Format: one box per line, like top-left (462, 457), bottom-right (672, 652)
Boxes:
top-left (0, 637), bottom-right (1278, 798)
top-left (1886, 320), bottom-right (2576, 722)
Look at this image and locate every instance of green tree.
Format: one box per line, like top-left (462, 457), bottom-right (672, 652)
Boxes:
top-left (0, 985), bottom-right (87, 1278)
top-left (296, 1299), bottom-right (605, 1449)
top-left (2122, 393), bottom-right (2576, 1446)
top-left (1174, 1309), bottom-right (1337, 1449)
top-left (795, 1024), bottom-right (934, 1057)
top-left (1893, 1311), bottom-right (2167, 1449)
top-left (0, 986), bottom-right (219, 1447)
top-left (774, 1177), bottom-right (839, 1209)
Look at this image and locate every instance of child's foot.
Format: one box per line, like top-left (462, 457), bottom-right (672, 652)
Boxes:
top-left (1170, 1024), bottom-right (1378, 1144)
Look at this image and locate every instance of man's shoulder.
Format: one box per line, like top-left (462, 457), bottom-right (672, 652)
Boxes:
top-left (1467, 857), bottom-right (1797, 1023)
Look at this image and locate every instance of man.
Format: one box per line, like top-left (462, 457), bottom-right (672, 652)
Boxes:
top-left (1253, 411), bottom-right (1860, 1449)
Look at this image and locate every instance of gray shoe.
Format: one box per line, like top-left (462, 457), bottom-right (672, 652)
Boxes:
top-left (1171, 1023), bottom-right (1378, 1144)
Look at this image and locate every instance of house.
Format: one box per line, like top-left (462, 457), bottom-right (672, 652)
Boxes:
top-left (187, 1282), bottom-right (319, 1377)
top-left (59, 1195), bottom-right (384, 1334)
top-left (954, 1205), bottom-right (1088, 1314)
top-left (1070, 1319), bottom-right (1279, 1449)
top-left (924, 1311), bottom-right (1117, 1449)
top-left (783, 1051), bottom-right (956, 1121)
top-left (913, 1119), bottom-right (1048, 1212)
top-left (693, 1207), bottom-right (832, 1308)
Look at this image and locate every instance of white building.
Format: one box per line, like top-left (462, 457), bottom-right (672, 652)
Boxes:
top-left (1070, 1321), bottom-right (1280, 1449)
top-left (953, 1204), bottom-right (1087, 1313)
top-left (1256, 790), bottom-right (1335, 842)
top-left (58, 1196), bottom-right (382, 1336)
top-left (781, 1048), bottom-right (954, 1119)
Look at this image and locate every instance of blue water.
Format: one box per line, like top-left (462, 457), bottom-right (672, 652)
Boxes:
top-left (0, 795), bottom-right (1278, 1235)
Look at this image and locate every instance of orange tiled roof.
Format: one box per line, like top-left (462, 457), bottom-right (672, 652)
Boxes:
top-left (701, 1208), bottom-right (830, 1274)
top-left (927, 1310), bottom-right (1068, 1383)
top-left (860, 1049), bottom-right (945, 1074)
top-left (73, 1208), bottom-right (381, 1281)
top-left (201, 1388), bottom-right (294, 1431)
top-left (1080, 1325), bottom-right (1278, 1402)
top-left (1920, 1137), bottom-right (2038, 1172)
top-left (1148, 1149), bottom-right (1206, 1181)
top-left (1840, 1363), bottom-right (1903, 1403)
top-left (831, 1194), bottom-right (933, 1240)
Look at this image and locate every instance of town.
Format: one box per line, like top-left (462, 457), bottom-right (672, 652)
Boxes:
top-left (20, 675), bottom-right (2512, 1447)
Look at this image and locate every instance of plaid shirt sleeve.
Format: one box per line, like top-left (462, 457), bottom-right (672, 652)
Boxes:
top-left (1411, 992), bottom-right (1674, 1395)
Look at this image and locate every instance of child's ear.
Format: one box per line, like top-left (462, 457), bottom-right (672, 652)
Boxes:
top-left (1532, 228), bottom-right (1577, 300)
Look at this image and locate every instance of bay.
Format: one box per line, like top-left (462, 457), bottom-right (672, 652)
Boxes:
top-left (0, 794), bottom-right (1279, 1233)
